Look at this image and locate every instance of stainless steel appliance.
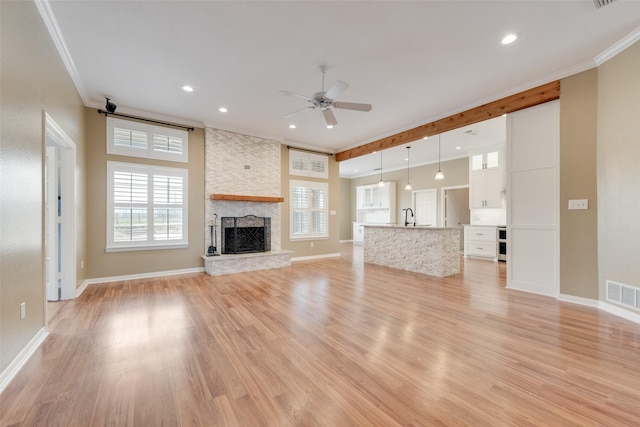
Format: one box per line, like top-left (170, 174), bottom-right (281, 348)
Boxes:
top-left (497, 226), bottom-right (507, 261)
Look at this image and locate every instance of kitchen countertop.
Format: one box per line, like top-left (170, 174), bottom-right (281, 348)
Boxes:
top-left (364, 224), bottom-right (450, 230)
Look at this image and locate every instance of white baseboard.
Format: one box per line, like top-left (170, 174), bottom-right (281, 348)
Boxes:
top-left (0, 327), bottom-right (48, 394)
top-left (557, 294), bottom-right (599, 308)
top-left (506, 280), bottom-right (558, 298)
top-left (291, 253), bottom-right (341, 262)
top-left (599, 301), bottom-right (640, 325)
top-left (76, 279), bottom-right (90, 297)
top-left (557, 294), bottom-right (640, 326)
top-left (77, 267), bottom-right (205, 293)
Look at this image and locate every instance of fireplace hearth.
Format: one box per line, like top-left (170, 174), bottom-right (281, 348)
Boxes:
top-left (221, 215), bottom-right (271, 255)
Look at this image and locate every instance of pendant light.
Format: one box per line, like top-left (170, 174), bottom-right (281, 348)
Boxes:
top-left (378, 151), bottom-right (385, 187)
top-left (405, 146), bottom-right (412, 190)
top-left (435, 134), bottom-right (445, 180)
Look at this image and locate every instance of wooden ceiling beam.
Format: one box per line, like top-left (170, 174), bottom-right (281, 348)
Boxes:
top-left (335, 80), bottom-right (560, 162)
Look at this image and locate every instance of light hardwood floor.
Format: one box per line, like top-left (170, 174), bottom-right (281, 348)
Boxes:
top-left (2, 243), bottom-right (640, 426)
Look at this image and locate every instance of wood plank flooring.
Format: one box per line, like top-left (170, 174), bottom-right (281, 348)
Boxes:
top-left (2, 243), bottom-right (640, 426)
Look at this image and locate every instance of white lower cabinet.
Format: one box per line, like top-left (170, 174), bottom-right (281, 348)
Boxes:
top-left (464, 226), bottom-right (497, 259)
top-left (353, 222), bottom-right (365, 243)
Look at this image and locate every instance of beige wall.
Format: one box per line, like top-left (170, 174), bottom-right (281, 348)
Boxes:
top-left (0, 1), bottom-right (87, 372)
top-left (596, 41), bottom-right (640, 301)
top-left (84, 109), bottom-right (205, 278)
top-left (339, 178), bottom-right (352, 240)
top-left (559, 69), bottom-right (599, 299)
top-left (280, 146), bottom-right (341, 257)
top-left (346, 157), bottom-right (469, 235)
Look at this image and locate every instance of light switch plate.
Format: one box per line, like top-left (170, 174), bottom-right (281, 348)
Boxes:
top-left (330, 210), bottom-right (337, 215)
top-left (568, 199), bottom-right (588, 210)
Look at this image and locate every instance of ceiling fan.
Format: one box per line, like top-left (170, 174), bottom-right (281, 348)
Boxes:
top-left (279, 65), bottom-right (372, 127)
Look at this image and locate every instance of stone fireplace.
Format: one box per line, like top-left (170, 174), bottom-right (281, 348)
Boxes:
top-left (202, 128), bottom-right (291, 275)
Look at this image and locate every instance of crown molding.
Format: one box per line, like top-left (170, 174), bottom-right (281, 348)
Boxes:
top-left (34, 0), bottom-right (89, 105)
top-left (595, 26), bottom-right (640, 66)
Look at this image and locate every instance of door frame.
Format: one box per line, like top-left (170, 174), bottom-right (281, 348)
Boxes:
top-left (440, 185), bottom-right (469, 227)
top-left (44, 112), bottom-right (77, 301)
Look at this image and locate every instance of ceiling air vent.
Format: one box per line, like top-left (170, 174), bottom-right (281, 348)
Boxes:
top-left (593, 0), bottom-right (616, 9)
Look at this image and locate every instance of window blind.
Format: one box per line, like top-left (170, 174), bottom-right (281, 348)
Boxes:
top-left (290, 180), bottom-right (328, 239)
top-left (107, 161), bottom-right (188, 251)
top-left (107, 117), bottom-right (188, 162)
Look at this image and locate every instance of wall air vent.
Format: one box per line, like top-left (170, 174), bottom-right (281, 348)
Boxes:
top-left (606, 280), bottom-right (640, 311)
top-left (593, 0), bottom-right (616, 9)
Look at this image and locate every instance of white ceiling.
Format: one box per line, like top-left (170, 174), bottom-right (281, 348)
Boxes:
top-left (45, 1), bottom-right (640, 177)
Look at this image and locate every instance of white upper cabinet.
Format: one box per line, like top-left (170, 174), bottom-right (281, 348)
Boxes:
top-left (355, 182), bottom-right (396, 224)
top-left (469, 147), bottom-right (504, 209)
top-left (471, 150), bottom-right (500, 171)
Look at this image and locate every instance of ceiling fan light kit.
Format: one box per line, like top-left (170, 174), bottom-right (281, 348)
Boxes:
top-left (280, 65), bottom-right (372, 127)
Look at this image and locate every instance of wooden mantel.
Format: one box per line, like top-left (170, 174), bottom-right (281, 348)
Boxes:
top-left (211, 193), bottom-right (284, 203)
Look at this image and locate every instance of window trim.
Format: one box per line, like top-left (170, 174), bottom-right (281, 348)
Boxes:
top-left (106, 161), bottom-right (189, 252)
top-left (107, 117), bottom-right (189, 163)
top-left (289, 179), bottom-right (329, 241)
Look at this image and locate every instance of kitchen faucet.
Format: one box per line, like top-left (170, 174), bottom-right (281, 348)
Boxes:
top-left (404, 208), bottom-right (414, 226)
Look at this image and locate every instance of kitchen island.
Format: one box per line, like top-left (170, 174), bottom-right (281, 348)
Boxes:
top-left (363, 225), bottom-right (460, 277)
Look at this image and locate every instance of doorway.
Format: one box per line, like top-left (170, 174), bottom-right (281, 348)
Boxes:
top-left (441, 185), bottom-right (470, 251)
top-left (44, 113), bottom-right (77, 301)
top-left (412, 189), bottom-right (437, 226)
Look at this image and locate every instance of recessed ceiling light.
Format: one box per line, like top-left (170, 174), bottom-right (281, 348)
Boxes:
top-left (405, 158), bottom-right (409, 161)
top-left (326, 125), bottom-right (333, 129)
top-left (354, 169), bottom-right (358, 172)
top-left (423, 136), bottom-right (429, 140)
top-left (182, 85), bottom-right (194, 92)
top-left (289, 124), bottom-right (296, 129)
top-left (501, 33), bottom-right (518, 45)
top-left (456, 146), bottom-right (461, 150)
top-left (218, 107), bottom-right (228, 113)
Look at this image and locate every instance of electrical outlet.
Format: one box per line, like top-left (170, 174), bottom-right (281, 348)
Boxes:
top-left (568, 199), bottom-right (589, 210)
top-left (20, 302), bottom-right (26, 319)
top-left (330, 210), bottom-right (337, 216)
top-left (310, 241), bottom-right (314, 247)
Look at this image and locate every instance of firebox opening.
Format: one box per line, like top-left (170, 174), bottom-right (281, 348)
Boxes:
top-left (221, 215), bottom-right (271, 255)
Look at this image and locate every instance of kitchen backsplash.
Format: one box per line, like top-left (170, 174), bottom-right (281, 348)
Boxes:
top-left (470, 208), bottom-right (506, 226)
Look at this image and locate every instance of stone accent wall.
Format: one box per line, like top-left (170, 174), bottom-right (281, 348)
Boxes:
top-left (204, 128), bottom-right (281, 253)
top-left (364, 226), bottom-right (460, 277)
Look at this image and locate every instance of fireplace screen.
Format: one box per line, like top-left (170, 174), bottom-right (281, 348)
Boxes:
top-left (221, 215), bottom-right (271, 254)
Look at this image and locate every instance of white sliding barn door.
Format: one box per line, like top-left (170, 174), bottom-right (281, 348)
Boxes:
top-left (507, 101), bottom-right (559, 296)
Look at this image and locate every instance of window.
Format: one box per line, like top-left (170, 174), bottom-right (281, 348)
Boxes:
top-left (289, 150), bottom-right (328, 179)
top-left (290, 180), bottom-right (328, 240)
top-left (107, 117), bottom-right (188, 163)
top-left (107, 161), bottom-right (188, 251)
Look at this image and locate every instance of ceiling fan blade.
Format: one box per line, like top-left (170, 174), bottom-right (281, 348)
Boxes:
top-left (284, 106), bottom-right (314, 118)
top-left (322, 108), bottom-right (338, 126)
top-left (324, 80), bottom-right (349, 100)
top-left (333, 101), bottom-right (372, 112)
top-left (279, 90), bottom-right (312, 101)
